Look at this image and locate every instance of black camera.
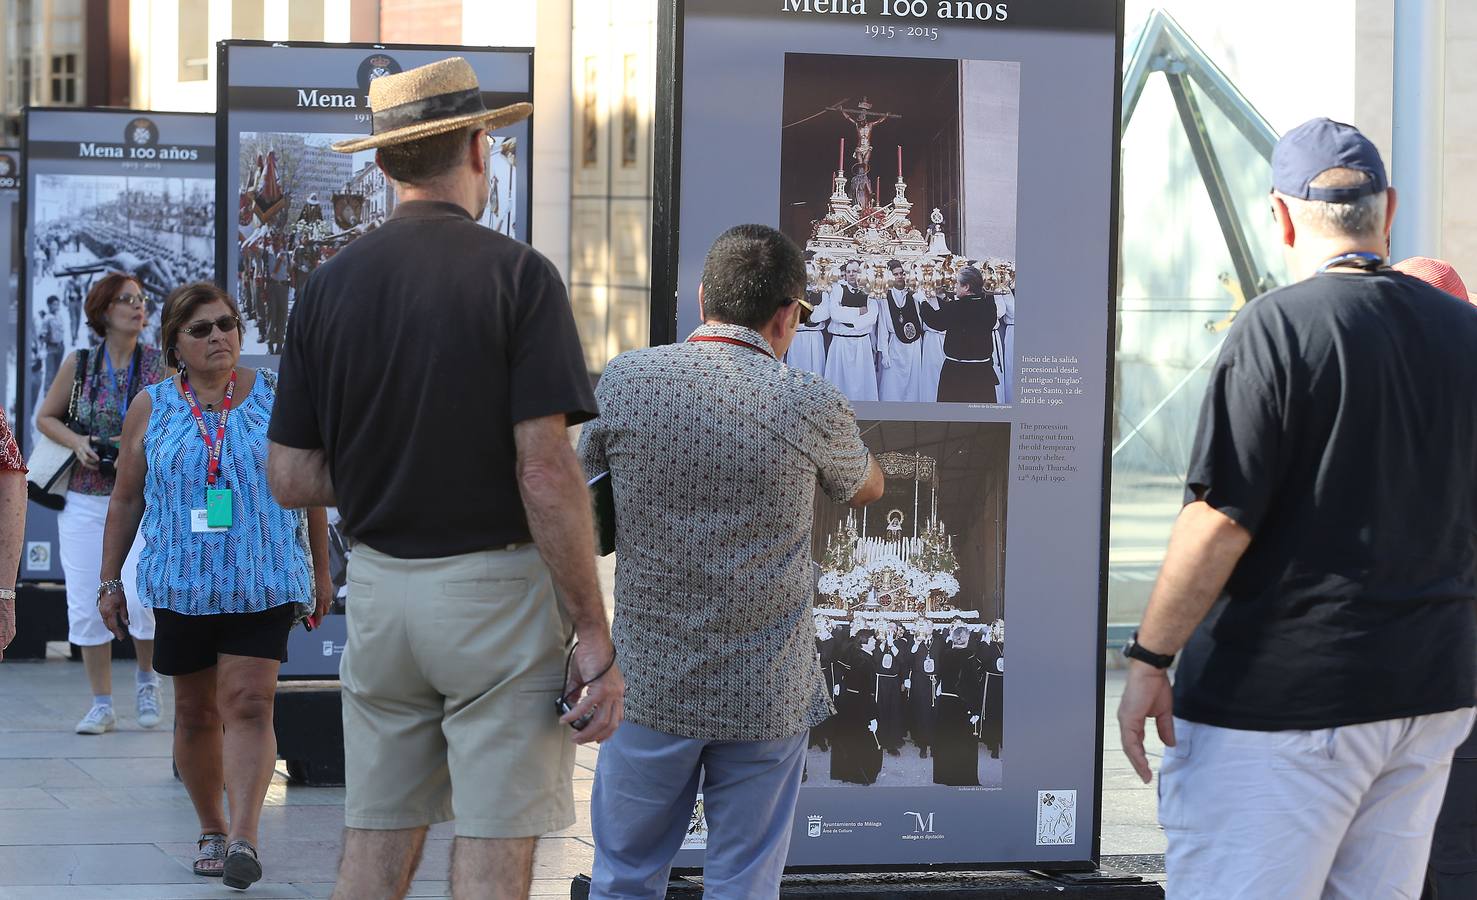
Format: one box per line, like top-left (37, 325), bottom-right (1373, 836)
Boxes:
top-left (91, 438), bottom-right (119, 478)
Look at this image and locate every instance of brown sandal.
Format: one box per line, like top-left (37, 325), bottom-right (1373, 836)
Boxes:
top-left (192, 832), bottom-right (226, 877)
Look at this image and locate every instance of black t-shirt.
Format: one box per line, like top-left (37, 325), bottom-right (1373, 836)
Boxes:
top-left (1175, 270), bottom-right (1477, 731)
top-left (269, 200), bottom-right (597, 558)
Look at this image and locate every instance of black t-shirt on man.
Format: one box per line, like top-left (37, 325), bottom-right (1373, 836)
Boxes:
top-left (268, 200), bottom-right (597, 559)
top-left (1175, 270), bottom-right (1477, 731)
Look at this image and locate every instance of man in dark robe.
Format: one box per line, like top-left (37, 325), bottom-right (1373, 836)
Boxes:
top-left (933, 626), bottom-right (982, 786)
top-left (876, 626), bottom-right (908, 755)
top-left (974, 628), bottom-right (1004, 759)
top-left (831, 631), bottom-right (882, 785)
top-left (907, 624), bottom-right (939, 758)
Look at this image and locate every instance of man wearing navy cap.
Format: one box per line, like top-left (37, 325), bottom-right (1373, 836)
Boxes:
top-left (1118, 118), bottom-right (1477, 898)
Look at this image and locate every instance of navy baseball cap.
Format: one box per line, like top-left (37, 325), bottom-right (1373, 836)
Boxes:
top-left (1272, 118), bottom-right (1388, 201)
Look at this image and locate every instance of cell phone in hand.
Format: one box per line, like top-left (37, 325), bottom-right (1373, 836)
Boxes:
top-left (555, 695), bottom-right (594, 731)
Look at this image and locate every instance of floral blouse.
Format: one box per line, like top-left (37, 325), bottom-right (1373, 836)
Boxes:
top-left (71, 345), bottom-right (167, 496)
top-left (0, 409), bottom-right (23, 473)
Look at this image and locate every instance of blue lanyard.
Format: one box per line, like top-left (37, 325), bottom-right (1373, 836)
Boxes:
top-left (1317, 252), bottom-right (1385, 274)
top-left (102, 348), bottom-right (139, 420)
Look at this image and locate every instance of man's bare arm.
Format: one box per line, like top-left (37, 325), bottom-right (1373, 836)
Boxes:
top-left (514, 414), bottom-right (624, 744)
top-left (0, 468), bottom-right (25, 655)
top-left (849, 456), bottom-right (885, 508)
top-left (267, 442), bottom-right (336, 509)
top-left (1117, 500), bottom-right (1252, 783)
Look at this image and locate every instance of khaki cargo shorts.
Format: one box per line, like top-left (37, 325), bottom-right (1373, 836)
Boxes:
top-left (340, 543), bottom-right (575, 838)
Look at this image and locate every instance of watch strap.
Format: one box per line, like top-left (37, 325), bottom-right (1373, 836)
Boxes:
top-left (1122, 631), bottom-right (1175, 669)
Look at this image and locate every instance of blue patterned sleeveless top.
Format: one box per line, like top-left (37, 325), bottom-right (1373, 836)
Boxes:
top-left (137, 368), bottom-right (312, 616)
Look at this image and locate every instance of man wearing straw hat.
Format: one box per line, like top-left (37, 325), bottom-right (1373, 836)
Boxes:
top-left (268, 57), bottom-right (624, 900)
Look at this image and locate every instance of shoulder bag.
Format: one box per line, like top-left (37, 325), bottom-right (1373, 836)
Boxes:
top-left (25, 348), bottom-right (90, 510)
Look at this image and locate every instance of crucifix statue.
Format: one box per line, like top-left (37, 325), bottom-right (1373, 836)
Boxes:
top-left (831, 97), bottom-right (901, 175)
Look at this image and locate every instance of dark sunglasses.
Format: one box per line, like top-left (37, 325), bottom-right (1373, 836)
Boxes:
top-left (112, 292), bottom-right (146, 308)
top-left (181, 315), bottom-right (241, 340)
top-left (790, 295), bottom-right (815, 327)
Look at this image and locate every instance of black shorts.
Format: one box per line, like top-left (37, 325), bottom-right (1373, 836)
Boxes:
top-left (152, 604), bottom-right (296, 676)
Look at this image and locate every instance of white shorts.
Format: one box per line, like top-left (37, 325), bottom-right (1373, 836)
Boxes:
top-left (1159, 707), bottom-right (1476, 900)
top-left (58, 491), bottom-right (153, 646)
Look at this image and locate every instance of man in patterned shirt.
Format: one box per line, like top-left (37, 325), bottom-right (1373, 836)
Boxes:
top-left (579, 224), bottom-right (884, 897)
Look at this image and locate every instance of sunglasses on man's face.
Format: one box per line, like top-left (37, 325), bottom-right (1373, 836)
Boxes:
top-left (791, 295), bottom-right (815, 327)
top-left (181, 315), bottom-right (241, 340)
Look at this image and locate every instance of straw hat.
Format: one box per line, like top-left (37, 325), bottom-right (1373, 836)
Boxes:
top-left (330, 57), bottom-right (532, 154)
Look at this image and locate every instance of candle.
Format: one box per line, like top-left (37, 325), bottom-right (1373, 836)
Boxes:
top-left (897, 144), bottom-right (903, 178)
top-left (839, 138), bottom-right (845, 173)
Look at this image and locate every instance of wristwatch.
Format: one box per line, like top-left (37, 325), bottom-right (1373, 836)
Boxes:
top-left (1122, 631), bottom-right (1175, 669)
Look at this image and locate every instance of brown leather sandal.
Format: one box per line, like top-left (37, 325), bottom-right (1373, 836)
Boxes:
top-left (192, 832), bottom-right (226, 877)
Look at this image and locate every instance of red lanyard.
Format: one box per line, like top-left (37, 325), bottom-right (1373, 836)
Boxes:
top-left (181, 370), bottom-right (237, 487)
top-left (687, 334), bottom-right (775, 359)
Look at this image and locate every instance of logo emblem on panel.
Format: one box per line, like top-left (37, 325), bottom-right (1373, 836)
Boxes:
top-left (357, 54), bottom-right (403, 91)
top-left (806, 815), bottom-right (822, 838)
top-left (0, 154), bottom-right (15, 177)
top-left (125, 117), bottom-right (158, 147)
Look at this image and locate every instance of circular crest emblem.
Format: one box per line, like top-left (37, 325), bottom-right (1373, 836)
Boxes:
top-left (124, 117), bottom-right (158, 148)
top-left (0, 154), bottom-right (15, 177)
top-left (903, 322), bottom-right (917, 341)
top-left (357, 54), bottom-right (403, 92)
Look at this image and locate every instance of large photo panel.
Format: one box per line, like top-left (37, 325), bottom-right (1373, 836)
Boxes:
top-left (1, 148), bottom-right (20, 423)
top-left (780, 52), bottom-right (1020, 406)
top-left (218, 41), bottom-right (534, 365)
top-left (658, 0), bottom-right (1122, 872)
top-left (20, 109), bottom-right (216, 581)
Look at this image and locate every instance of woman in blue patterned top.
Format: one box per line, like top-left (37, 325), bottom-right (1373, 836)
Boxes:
top-left (98, 282), bottom-right (331, 890)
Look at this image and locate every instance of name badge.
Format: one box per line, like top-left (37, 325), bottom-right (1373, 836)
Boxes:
top-left (206, 488), bottom-right (233, 528)
top-left (191, 509), bottom-right (229, 533)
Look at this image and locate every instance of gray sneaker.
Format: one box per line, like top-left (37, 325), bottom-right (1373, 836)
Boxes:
top-left (75, 704), bottom-right (116, 735)
top-left (136, 682), bottom-right (161, 729)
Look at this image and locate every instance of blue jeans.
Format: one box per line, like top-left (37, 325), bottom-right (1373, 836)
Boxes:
top-left (590, 721), bottom-right (808, 899)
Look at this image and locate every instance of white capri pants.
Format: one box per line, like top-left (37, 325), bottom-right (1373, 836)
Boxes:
top-left (1159, 707), bottom-right (1476, 900)
top-left (58, 491), bottom-right (152, 646)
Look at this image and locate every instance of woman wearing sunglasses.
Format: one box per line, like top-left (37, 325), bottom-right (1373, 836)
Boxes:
top-left (34, 273), bottom-right (167, 735)
top-left (97, 281), bottom-right (332, 889)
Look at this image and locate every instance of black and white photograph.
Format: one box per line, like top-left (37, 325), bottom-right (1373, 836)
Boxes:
top-left (778, 52), bottom-right (1020, 405)
top-left (2, 150), bottom-right (19, 422)
top-left (234, 130), bottom-right (520, 355)
top-left (26, 173), bottom-right (214, 418)
top-left (807, 420), bottom-right (1009, 790)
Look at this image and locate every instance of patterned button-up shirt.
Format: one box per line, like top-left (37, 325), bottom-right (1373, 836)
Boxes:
top-left (579, 323), bottom-right (872, 741)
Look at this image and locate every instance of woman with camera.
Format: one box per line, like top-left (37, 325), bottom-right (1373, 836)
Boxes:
top-left (98, 281), bottom-right (331, 889)
top-left (35, 273), bottom-right (167, 735)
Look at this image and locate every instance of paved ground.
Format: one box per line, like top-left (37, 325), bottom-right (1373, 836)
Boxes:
top-left (0, 654), bottom-right (1166, 898)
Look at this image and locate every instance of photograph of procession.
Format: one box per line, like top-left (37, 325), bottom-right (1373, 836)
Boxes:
top-left (26, 174), bottom-right (214, 420)
top-left (807, 420), bottom-right (1009, 790)
top-left (778, 52), bottom-right (1020, 406)
top-left (234, 130), bottom-right (520, 355)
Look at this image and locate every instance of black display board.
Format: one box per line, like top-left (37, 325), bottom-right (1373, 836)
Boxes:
top-left (18, 109), bottom-right (216, 582)
top-left (216, 40), bottom-right (534, 366)
top-left (653, 0), bottom-right (1124, 874)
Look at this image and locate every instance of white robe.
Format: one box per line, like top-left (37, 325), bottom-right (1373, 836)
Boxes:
top-left (824, 285), bottom-right (879, 402)
top-left (920, 296), bottom-right (948, 403)
top-left (878, 288), bottom-right (927, 402)
top-left (993, 292), bottom-right (1015, 403)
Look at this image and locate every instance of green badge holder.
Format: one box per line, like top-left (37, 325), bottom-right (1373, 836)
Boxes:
top-left (206, 488), bottom-right (233, 529)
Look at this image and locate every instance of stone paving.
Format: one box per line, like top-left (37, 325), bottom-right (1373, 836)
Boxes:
top-left (0, 655), bottom-right (1165, 898)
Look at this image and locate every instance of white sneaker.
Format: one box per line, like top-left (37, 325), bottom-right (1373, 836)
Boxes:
top-left (75, 704), bottom-right (116, 735)
top-left (136, 682), bottom-right (161, 729)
